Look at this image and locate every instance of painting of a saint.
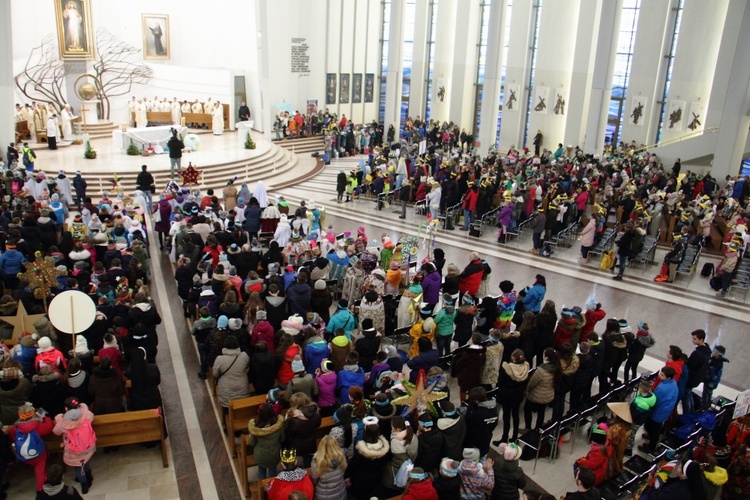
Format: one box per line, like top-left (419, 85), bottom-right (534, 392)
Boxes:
top-left (364, 74), bottom-right (374, 103)
top-left (326, 74), bottom-right (337, 105)
top-left (55, 0), bottom-right (95, 60)
top-left (340, 74), bottom-right (350, 104)
top-left (142, 14), bottom-right (170, 60)
top-left (352, 74), bottom-right (362, 103)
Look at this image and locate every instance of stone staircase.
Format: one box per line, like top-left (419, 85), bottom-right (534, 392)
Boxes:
top-left (73, 120), bottom-right (119, 141)
top-left (38, 140), bottom-right (324, 201)
top-left (274, 135), bottom-right (325, 156)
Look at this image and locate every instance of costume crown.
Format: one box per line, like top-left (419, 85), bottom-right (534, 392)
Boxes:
top-left (280, 448), bottom-right (297, 463)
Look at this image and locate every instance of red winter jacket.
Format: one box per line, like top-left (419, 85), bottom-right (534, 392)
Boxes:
top-left (458, 259), bottom-right (485, 296)
top-left (267, 468), bottom-right (314, 500)
top-left (553, 317), bottom-right (577, 349)
top-left (251, 320), bottom-right (276, 352)
top-left (577, 442), bottom-right (611, 486)
top-left (581, 308), bottom-right (606, 340)
top-left (404, 479), bottom-right (439, 500)
top-left (462, 189), bottom-right (479, 211)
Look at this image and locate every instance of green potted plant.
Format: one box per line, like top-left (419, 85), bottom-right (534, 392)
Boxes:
top-left (126, 139), bottom-right (140, 156)
top-left (244, 132), bottom-right (256, 150)
top-left (84, 140), bottom-right (97, 159)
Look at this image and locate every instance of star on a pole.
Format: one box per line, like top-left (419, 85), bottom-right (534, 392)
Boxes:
top-left (390, 369), bottom-right (447, 417)
top-left (179, 162), bottom-right (203, 186)
top-left (0, 300), bottom-right (46, 339)
top-left (17, 252), bottom-right (66, 312)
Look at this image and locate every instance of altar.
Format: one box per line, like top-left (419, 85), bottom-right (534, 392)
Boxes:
top-left (112, 125), bottom-right (188, 153)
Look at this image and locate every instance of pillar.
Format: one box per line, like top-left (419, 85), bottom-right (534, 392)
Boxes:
top-left (429, 0), bottom-right (458, 123)
top-left (582, 0), bottom-right (622, 154)
top-left (476, 0), bottom-right (509, 153)
top-left (384, 0), bottom-right (407, 133)
top-left (448, 0), bottom-right (481, 128)
top-left (0, 1), bottom-right (14, 150)
top-left (707, 0), bottom-right (750, 179)
top-left (408, 0), bottom-right (430, 122)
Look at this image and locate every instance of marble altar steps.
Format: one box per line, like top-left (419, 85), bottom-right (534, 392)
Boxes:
top-left (38, 140), bottom-right (323, 199)
top-left (78, 121), bottom-right (118, 141)
top-left (274, 135), bottom-right (325, 155)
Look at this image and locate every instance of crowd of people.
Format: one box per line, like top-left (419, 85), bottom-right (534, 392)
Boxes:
top-left (0, 113), bottom-right (748, 498)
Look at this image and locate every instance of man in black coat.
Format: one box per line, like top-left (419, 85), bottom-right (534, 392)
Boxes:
top-left (238, 101), bottom-right (250, 121)
top-left (166, 129), bottom-right (184, 179)
top-left (683, 329), bottom-right (711, 413)
top-left (398, 180), bottom-right (412, 219)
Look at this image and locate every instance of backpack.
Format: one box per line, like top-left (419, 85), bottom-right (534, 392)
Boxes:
top-left (600, 250), bottom-right (615, 270)
top-left (700, 262), bottom-right (714, 277)
top-left (22, 149), bottom-right (34, 166)
top-left (65, 418), bottom-right (96, 454)
top-left (14, 429), bottom-right (45, 462)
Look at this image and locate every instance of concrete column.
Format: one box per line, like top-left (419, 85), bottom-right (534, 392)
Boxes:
top-left (497, 0), bottom-right (535, 150)
top-left (476, 0), bottom-right (508, 153)
top-left (430, 0), bottom-right (458, 123)
top-left (563, 0), bottom-right (602, 148)
top-left (707, 0), bottom-right (750, 179)
top-left (448, 0), bottom-right (481, 128)
top-left (408, 0), bottom-right (430, 122)
top-left (0, 1), bottom-right (14, 150)
top-left (582, 0), bottom-right (622, 153)
top-left (620, 0), bottom-right (672, 146)
top-left (384, 0), bottom-right (407, 133)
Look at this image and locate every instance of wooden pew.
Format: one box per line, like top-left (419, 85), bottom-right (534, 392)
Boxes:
top-left (227, 394), bottom-right (268, 456)
top-left (238, 416), bottom-right (336, 497)
top-left (182, 112), bottom-right (213, 128)
top-left (45, 409), bottom-right (168, 467)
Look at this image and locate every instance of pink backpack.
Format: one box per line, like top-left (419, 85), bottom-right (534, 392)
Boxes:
top-left (65, 418), bottom-right (96, 454)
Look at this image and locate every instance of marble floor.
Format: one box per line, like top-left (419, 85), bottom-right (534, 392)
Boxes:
top-left (5, 153), bottom-right (746, 499)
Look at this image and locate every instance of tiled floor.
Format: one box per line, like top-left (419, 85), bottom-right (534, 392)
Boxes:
top-left (6, 152), bottom-right (746, 499)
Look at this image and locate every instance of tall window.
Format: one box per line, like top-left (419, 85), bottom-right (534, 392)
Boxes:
top-left (606, 0), bottom-right (641, 146)
top-left (495, 0), bottom-right (513, 147)
top-left (472, 1), bottom-right (493, 135)
top-left (656, 0), bottom-right (684, 143)
top-left (424, 0), bottom-right (439, 121)
top-left (400, 0), bottom-right (417, 125)
top-left (522, 0), bottom-right (543, 147)
top-left (379, 0), bottom-right (392, 123)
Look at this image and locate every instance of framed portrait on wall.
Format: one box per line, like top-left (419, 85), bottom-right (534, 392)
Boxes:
top-left (142, 14), bottom-right (170, 60)
top-left (628, 96), bottom-right (647, 126)
top-left (326, 74), bottom-right (337, 105)
top-left (54, 0), bottom-right (95, 60)
top-left (687, 101), bottom-right (705, 131)
top-left (339, 74), bottom-right (350, 104)
top-left (532, 86), bottom-right (549, 114)
top-left (352, 74), bottom-right (362, 103)
top-left (666, 100), bottom-right (686, 131)
top-left (552, 88), bottom-right (567, 116)
top-left (364, 74), bottom-right (375, 103)
top-left (504, 84), bottom-right (520, 111)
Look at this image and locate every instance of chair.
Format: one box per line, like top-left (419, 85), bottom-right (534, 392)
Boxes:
top-left (384, 325), bottom-right (412, 347)
top-left (553, 413), bottom-right (579, 456)
top-left (572, 404), bottom-right (597, 451)
top-left (624, 454), bottom-right (652, 475)
top-left (518, 420), bottom-right (560, 475)
top-left (598, 470), bottom-right (637, 500)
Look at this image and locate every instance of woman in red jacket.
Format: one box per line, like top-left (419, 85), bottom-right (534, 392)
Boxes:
top-left (458, 252), bottom-right (486, 297)
top-left (461, 183), bottom-right (479, 230)
top-left (580, 299), bottom-right (606, 344)
top-left (575, 423), bottom-right (612, 486)
top-left (8, 403), bottom-right (55, 493)
top-left (403, 467), bottom-right (439, 500)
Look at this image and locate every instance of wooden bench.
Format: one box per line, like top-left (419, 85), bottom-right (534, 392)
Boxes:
top-left (227, 394), bottom-right (269, 456)
top-left (45, 409), bottom-right (168, 467)
top-left (238, 416), bottom-right (335, 497)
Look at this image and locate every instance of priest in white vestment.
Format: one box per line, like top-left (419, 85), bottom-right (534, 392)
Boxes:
top-left (135, 100), bottom-right (148, 128)
top-left (61, 105), bottom-right (77, 139)
top-left (171, 99), bottom-right (182, 124)
top-left (212, 103), bottom-right (224, 135)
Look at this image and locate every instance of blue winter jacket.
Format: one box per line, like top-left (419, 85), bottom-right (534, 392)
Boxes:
top-left (651, 378), bottom-right (679, 423)
top-left (337, 367), bottom-right (365, 403)
top-left (0, 249), bottom-right (27, 275)
top-left (13, 344), bottom-right (37, 378)
top-left (522, 284), bottom-right (546, 313)
top-left (407, 349), bottom-right (439, 382)
top-left (326, 307), bottom-right (357, 339)
top-left (303, 339), bottom-right (330, 375)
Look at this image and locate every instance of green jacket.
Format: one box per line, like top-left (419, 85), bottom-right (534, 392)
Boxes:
top-left (248, 417), bottom-right (285, 469)
top-left (434, 306), bottom-right (456, 336)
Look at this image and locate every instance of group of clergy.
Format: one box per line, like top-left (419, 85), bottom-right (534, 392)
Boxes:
top-left (127, 96), bottom-right (224, 134)
top-left (15, 102), bottom-right (78, 142)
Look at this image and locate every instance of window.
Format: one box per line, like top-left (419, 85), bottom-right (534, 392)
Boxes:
top-left (379, 0), bottom-right (392, 123)
top-left (522, 0), bottom-right (543, 148)
top-left (656, 0), bottom-right (684, 143)
top-left (424, 0), bottom-right (439, 120)
top-left (606, 0), bottom-right (641, 146)
top-left (472, 1), bottom-right (493, 134)
top-left (495, 0), bottom-right (513, 147)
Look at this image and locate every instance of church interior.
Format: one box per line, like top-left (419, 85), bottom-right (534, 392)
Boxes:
top-left (1, 0), bottom-right (749, 499)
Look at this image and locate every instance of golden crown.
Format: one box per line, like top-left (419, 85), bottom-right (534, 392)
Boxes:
top-left (280, 448), bottom-right (297, 463)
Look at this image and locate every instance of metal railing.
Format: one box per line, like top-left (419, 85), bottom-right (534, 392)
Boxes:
top-left (635, 127), bottom-right (719, 153)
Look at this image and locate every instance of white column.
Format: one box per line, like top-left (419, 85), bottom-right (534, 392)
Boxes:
top-left (384, 0), bottom-right (407, 133)
top-left (477, 0), bottom-right (509, 153)
top-left (707, 0), bottom-right (750, 180)
top-left (430, 0), bottom-right (458, 123)
top-left (408, 0), bottom-right (430, 122)
top-left (563, 0), bottom-right (602, 148)
top-left (620, 0), bottom-right (672, 146)
top-left (497, 0), bottom-right (535, 150)
top-left (582, 0), bottom-right (622, 153)
top-left (660, 0), bottom-right (730, 143)
top-left (0, 1), bottom-right (14, 149)
top-left (448, 0), bottom-right (481, 128)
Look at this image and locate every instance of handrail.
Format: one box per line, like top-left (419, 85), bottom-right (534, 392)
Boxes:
top-left (635, 127), bottom-right (720, 153)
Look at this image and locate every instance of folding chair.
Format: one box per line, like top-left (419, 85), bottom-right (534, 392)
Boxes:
top-left (553, 413), bottom-right (579, 456)
top-left (572, 404), bottom-right (597, 451)
top-left (518, 421), bottom-right (560, 475)
top-left (598, 470), bottom-right (637, 500)
top-left (384, 325), bottom-right (412, 348)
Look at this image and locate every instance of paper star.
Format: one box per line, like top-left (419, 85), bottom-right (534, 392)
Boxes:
top-left (0, 300), bottom-right (46, 338)
top-left (390, 369), bottom-right (447, 417)
top-left (18, 252), bottom-right (66, 310)
top-left (179, 163), bottom-right (203, 186)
